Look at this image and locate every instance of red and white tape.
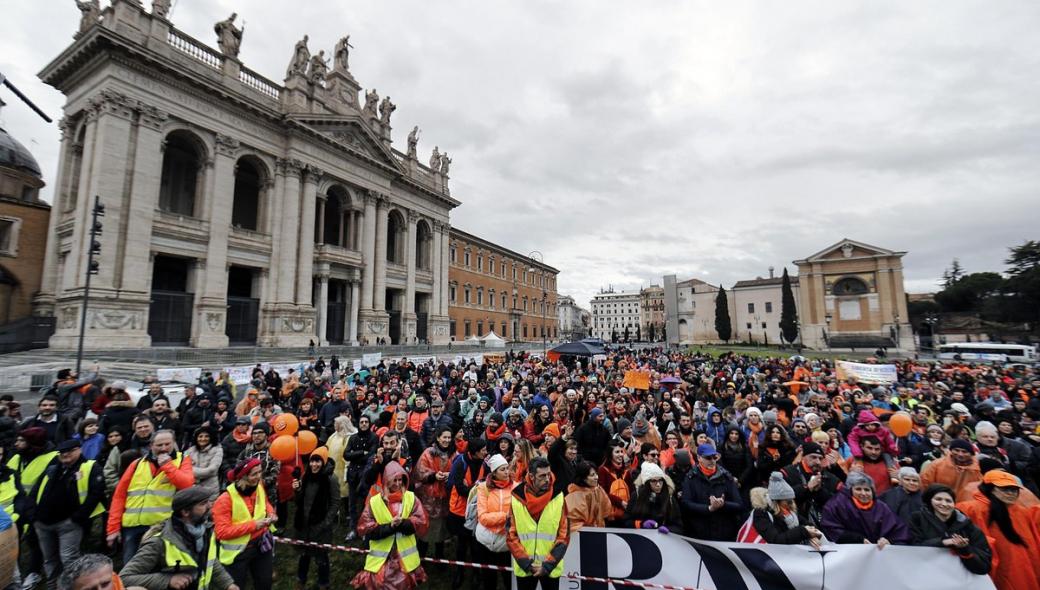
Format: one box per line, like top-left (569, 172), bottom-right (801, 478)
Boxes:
top-left (274, 536), bottom-right (703, 590)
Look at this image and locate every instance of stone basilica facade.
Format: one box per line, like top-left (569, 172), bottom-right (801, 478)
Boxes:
top-left (35, 1), bottom-right (458, 348)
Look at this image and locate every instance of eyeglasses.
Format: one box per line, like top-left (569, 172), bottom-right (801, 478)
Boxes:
top-left (647, 452), bottom-right (660, 457)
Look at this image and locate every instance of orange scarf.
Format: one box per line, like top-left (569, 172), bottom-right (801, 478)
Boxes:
top-left (523, 474), bottom-right (555, 518)
top-left (852, 497), bottom-right (874, 510)
top-left (698, 465), bottom-right (717, 478)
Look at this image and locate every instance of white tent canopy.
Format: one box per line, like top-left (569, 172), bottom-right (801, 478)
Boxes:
top-left (481, 331), bottom-right (506, 348)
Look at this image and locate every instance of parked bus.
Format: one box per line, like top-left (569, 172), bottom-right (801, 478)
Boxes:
top-left (937, 342), bottom-right (1037, 363)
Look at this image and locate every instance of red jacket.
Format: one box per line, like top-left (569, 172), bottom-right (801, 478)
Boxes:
top-left (106, 455), bottom-right (195, 535)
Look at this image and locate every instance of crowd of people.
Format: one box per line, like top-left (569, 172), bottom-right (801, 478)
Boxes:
top-left (2, 347), bottom-right (1040, 590)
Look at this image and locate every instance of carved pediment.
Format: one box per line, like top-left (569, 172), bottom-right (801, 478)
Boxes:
top-left (289, 115), bottom-right (402, 171)
top-left (796, 238), bottom-right (904, 264)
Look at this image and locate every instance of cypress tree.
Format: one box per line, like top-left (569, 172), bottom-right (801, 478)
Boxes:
top-left (714, 285), bottom-right (732, 343)
top-left (780, 268), bottom-right (799, 344)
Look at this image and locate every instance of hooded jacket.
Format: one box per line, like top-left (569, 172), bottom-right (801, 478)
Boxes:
top-left (908, 506), bottom-right (991, 575)
top-left (847, 410), bottom-right (899, 457)
top-left (820, 488), bottom-right (910, 545)
top-left (958, 490), bottom-right (1040, 590)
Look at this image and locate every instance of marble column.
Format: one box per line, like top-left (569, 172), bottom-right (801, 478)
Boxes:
top-left (296, 165), bottom-right (320, 305)
top-left (117, 105), bottom-right (167, 294)
top-left (193, 133), bottom-right (238, 347)
top-left (430, 222), bottom-right (442, 315)
top-left (360, 193), bottom-right (376, 310)
top-left (373, 196), bottom-right (389, 311)
top-left (262, 165), bottom-right (286, 308)
top-left (439, 223), bottom-right (450, 316)
top-left (316, 273), bottom-right (329, 344)
top-left (34, 119), bottom-right (75, 315)
top-left (349, 280), bottom-right (360, 345)
top-left (276, 159), bottom-right (303, 303)
top-left (315, 196), bottom-right (326, 245)
top-left (405, 211), bottom-right (417, 315)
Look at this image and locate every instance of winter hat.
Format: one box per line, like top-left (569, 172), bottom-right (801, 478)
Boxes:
top-left (308, 446), bottom-right (329, 465)
top-left (746, 407), bottom-right (763, 419)
top-left (616, 418), bottom-right (632, 434)
top-left (948, 438), bottom-right (974, 453)
top-left (673, 449), bottom-right (692, 470)
top-left (800, 442), bottom-right (825, 457)
top-left (636, 462), bottom-right (667, 486)
top-left (18, 427), bottom-right (47, 449)
top-left (488, 412), bottom-right (504, 426)
top-left (845, 471), bottom-right (875, 490)
top-left (762, 410), bottom-right (778, 424)
top-left (950, 403), bottom-right (970, 416)
top-left (486, 453), bottom-right (509, 473)
top-left (111, 380), bottom-right (128, 391)
top-left (253, 421), bottom-right (271, 435)
top-left (589, 408), bottom-right (604, 419)
top-left (542, 423), bottom-right (561, 438)
top-left (768, 472), bottom-right (796, 501)
top-left (226, 458), bottom-right (261, 483)
top-left (172, 486), bottom-right (213, 514)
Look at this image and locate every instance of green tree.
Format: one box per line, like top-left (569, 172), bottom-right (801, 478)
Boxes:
top-left (935, 272), bottom-right (1004, 312)
top-left (1005, 240), bottom-right (1040, 321)
top-left (779, 268), bottom-right (799, 344)
top-left (714, 285), bottom-right (732, 343)
top-left (941, 258), bottom-right (964, 288)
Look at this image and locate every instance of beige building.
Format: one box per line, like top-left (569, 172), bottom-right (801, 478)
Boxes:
top-left (590, 288), bottom-right (641, 341)
top-left (34, 2), bottom-right (458, 348)
top-left (795, 239), bottom-right (913, 350)
top-left (640, 284), bottom-right (665, 341)
top-left (731, 273), bottom-right (800, 345)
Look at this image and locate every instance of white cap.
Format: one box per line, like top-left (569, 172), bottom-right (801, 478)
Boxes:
top-left (486, 454), bottom-right (509, 473)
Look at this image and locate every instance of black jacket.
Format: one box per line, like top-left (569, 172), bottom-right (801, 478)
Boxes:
top-left (908, 508), bottom-right (991, 575)
top-left (680, 466), bottom-right (744, 541)
top-left (31, 457), bottom-right (104, 525)
top-left (573, 420), bottom-right (611, 466)
top-left (344, 429), bottom-right (378, 484)
top-left (779, 462), bottom-right (841, 527)
top-left (751, 508), bottom-right (813, 544)
top-left (879, 487), bottom-right (923, 524)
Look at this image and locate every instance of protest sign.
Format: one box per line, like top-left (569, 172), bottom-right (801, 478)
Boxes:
top-left (836, 360), bottom-right (898, 384)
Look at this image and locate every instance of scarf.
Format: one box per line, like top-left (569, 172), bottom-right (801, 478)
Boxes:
top-left (485, 423), bottom-right (506, 441)
top-left (385, 489), bottom-right (404, 506)
top-left (852, 496), bottom-right (875, 511)
top-left (232, 429), bottom-right (252, 444)
top-left (489, 476), bottom-right (512, 489)
top-left (698, 464), bottom-right (717, 478)
top-left (184, 522), bottom-right (207, 553)
top-left (455, 439), bottom-right (468, 454)
top-left (523, 476), bottom-right (555, 519)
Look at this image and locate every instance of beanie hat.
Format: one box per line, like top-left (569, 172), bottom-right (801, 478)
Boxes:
top-left (746, 407), bottom-right (762, 419)
top-left (253, 421), bottom-right (271, 435)
top-left (226, 458), bottom-right (261, 483)
top-left (542, 423), bottom-right (561, 438)
top-left (950, 403), bottom-right (970, 415)
top-left (673, 449), bottom-right (692, 469)
top-left (486, 453), bottom-right (509, 473)
top-left (762, 410), bottom-right (778, 424)
top-left (172, 486), bottom-right (213, 514)
top-left (948, 438), bottom-right (974, 453)
top-left (616, 418), bottom-right (632, 434)
top-left (636, 462), bottom-right (667, 487)
top-left (308, 446), bottom-right (329, 465)
top-left (589, 408), bottom-right (604, 419)
top-left (846, 471), bottom-right (875, 490)
top-left (768, 472), bottom-right (796, 501)
top-left (488, 412), bottom-right (504, 425)
top-left (800, 442), bottom-right (825, 457)
top-left (19, 427), bottom-right (47, 449)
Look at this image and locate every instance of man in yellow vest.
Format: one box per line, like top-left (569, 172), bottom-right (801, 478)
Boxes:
top-left (349, 460), bottom-right (429, 589)
top-left (107, 430), bottom-right (195, 564)
top-left (121, 486), bottom-right (239, 590)
top-left (506, 457), bottom-right (570, 590)
top-left (212, 458), bottom-right (276, 590)
top-left (31, 438), bottom-right (104, 587)
top-left (9, 426), bottom-right (58, 589)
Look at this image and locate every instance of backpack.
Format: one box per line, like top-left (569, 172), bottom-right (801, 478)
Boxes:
top-left (463, 481), bottom-right (482, 531)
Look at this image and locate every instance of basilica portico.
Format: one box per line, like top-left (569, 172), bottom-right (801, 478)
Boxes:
top-left (33, 0), bottom-right (456, 348)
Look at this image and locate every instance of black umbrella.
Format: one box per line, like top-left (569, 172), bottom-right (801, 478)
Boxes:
top-left (550, 341), bottom-right (605, 357)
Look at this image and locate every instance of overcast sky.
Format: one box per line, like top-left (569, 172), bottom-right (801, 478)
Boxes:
top-left (2, 1), bottom-right (1038, 309)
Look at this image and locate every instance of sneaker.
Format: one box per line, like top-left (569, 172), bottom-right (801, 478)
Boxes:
top-left (21, 572), bottom-right (42, 590)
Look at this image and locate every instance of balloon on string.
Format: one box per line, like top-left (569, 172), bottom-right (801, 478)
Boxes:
top-left (889, 411), bottom-right (913, 438)
top-left (297, 430), bottom-right (318, 454)
top-left (269, 435), bottom-right (297, 462)
top-left (272, 413), bottom-right (299, 437)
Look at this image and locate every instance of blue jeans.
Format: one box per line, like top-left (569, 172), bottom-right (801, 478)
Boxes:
top-left (121, 525), bottom-right (149, 566)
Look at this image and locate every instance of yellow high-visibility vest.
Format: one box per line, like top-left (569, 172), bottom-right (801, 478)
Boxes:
top-left (0, 476), bottom-right (17, 522)
top-left (35, 459), bottom-right (104, 518)
top-left (8, 451), bottom-right (58, 492)
top-left (164, 531), bottom-right (218, 590)
top-left (510, 492), bottom-right (565, 578)
top-left (364, 492), bottom-right (420, 574)
top-left (122, 455), bottom-right (182, 527)
top-left (218, 483), bottom-right (269, 566)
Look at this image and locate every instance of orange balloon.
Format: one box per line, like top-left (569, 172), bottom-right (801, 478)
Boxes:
top-left (273, 413), bottom-right (299, 437)
top-left (269, 435), bottom-right (297, 462)
top-left (889, 411), bottom-right (913, 438)
top-left (297, 430), bottom-right (318, 454)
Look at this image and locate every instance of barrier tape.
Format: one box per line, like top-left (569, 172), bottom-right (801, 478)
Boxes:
top-left (274, 535), bottom-right (703, 590)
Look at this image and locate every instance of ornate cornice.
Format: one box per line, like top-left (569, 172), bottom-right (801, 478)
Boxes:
top-left (214, 133), bottom-right (240, 157)
top-left (303, 164), bottom-right (325, 183)
top-left (138, 104), bottom-right (169, 131)
top-left (86, 88), bottom-right (137, 121)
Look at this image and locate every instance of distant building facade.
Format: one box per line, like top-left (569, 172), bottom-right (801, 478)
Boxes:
top-left (0, 116), bottom-right (51, 325)
top-left (591, 288), bottom-right (641, 341)
top-left (557, 295), bottom-right (590, 342)
top-left (447, 229), bottom-right (558, 342)
top-left (731, 274), bottom-right (800, 345)
top-left (640, 284), bottom-right (665, 341)
top-left (35, 2), bottom-right (457, 348)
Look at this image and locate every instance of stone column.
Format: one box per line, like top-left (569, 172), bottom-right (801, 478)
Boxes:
top-left (35, 119), bottom-right (76, 315)
top-left (360, 193), bottom-right (376, 310)
top-left (296, 166), bottom-right (320, 305)
top-left (373, 196), bottom-right (389, 311)
top-left (118, 105), bottom-right (167, 295)
top-left (315, 196), bottom-right (326, 245)
top-left (405, 211), bottom-right (418, 314)
top-left (191, 133), bottom-right (238, 347)
top-left (316, 273), bottom-right (329, 344)
top-left (349, 280), bottom-right (360, 345)
top-left (439, 223), bottom-right (450, 316)
top-left (276, 159), bottom-right (303, 303)
top-left (339, 209), bottom-right (346, 247)
top-left (430, 221), bottom-right (442, 315)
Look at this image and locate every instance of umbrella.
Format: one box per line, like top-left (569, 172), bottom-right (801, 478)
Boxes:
top-left (790, 355), bottom-right (806, 362)
top-left (549, 341), bottom-right (604, 357)
top-left (660, 376), bottom-right (682, 384)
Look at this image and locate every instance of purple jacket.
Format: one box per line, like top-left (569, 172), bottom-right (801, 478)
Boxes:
top-left (820, 489), bottom-right (910, 544)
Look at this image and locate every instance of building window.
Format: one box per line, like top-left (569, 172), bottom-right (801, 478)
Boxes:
top-left (502, 293), bottom-right (508, 309)
top-left (765, 301), bottom-right (773, 313)
top-left (464, 320), bottom-right (471, 337)
top-left (761, 322), bottom-right (767, 329)
top-left (159, 130), bottom-right (203, 216)
top-left (464, 251), bottom-right (470, 267)
top-left (746, 323), bottom-right (752, 329)
top-left (747, 303), bottom-right (755, 314)
top-left (476, 288), bottom-right (483, 306)
top-left (523, 324), bottom-right (528, 338)
top-left (489, 258), bottom-right (495, 274)
top-left (477, 255), bottom-right (483, 272)
top-left (523, 297), bottom-right (528, 312)
top-left (512, 266), bottom-right (517, 280)
top-left (231, 157), bottom-right (263, 231)
top-left (489, 290), bottom-right (495, 309)
top-left (449, 284), bottom-right (456, 303)
top-left (501, 322), bottom-right (507, 336)
top-left (449, 319), bottom-right (456, 338)
top-left (464, 286), bottom-right (471, 304)
top-left (477, 321), bottom-right (483, 336)
top-left (450, 247), bottom-right (457, 263)
top-left (0, 219), bottom-right (16, 255)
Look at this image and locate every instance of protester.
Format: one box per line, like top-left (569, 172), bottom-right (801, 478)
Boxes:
top-left (506, 457), bottom-right (569, 590)
top-left (564, 461), bottom-right (611, 533)
top-left (821, 472), bottom-right (910, 547)
top-left (413, 426), bottom-right (455, 559)
top-left (185, 427), bottom-right (223, 495)
top-left (879, 466), bottom-right (923, 523)
top-left (621, 462), bottom-right (682, 534)
top-left (474, 454), bottom-right (515, 590)
top-left (749, 473), bottom-right (824, 546)
top-left (57, 554), bottom-right (125, 590)
top-left (213, 459), bottom-right (277, 590)
top-left (958, 470), bottom-right (1040, 590)
top-left (292, 448), bottom-right (338, 590)
top-left (908, 484), bottom-right (991, 576)
top-left (681, 443), bottom-right (743, 540)
top-left (351, 461), bottom-right (428, 590)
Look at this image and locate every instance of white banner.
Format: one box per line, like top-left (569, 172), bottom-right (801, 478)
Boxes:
top-left (361, 353), bottom-right (382, 367)
top-left (836, 360), bottom-right (898, 384)
top-left (408, 355), bottom-right (437, 365)
top-left (453, 354), bottom-right (483, 367)
top-left (352, 359), bottom-right (363, 373)
top-left (156, 367), bottom-right (202, 383)
top-left (564, 529), bottom-right (995, 590)
top-left (223, 365), bottom-right (256, 386)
